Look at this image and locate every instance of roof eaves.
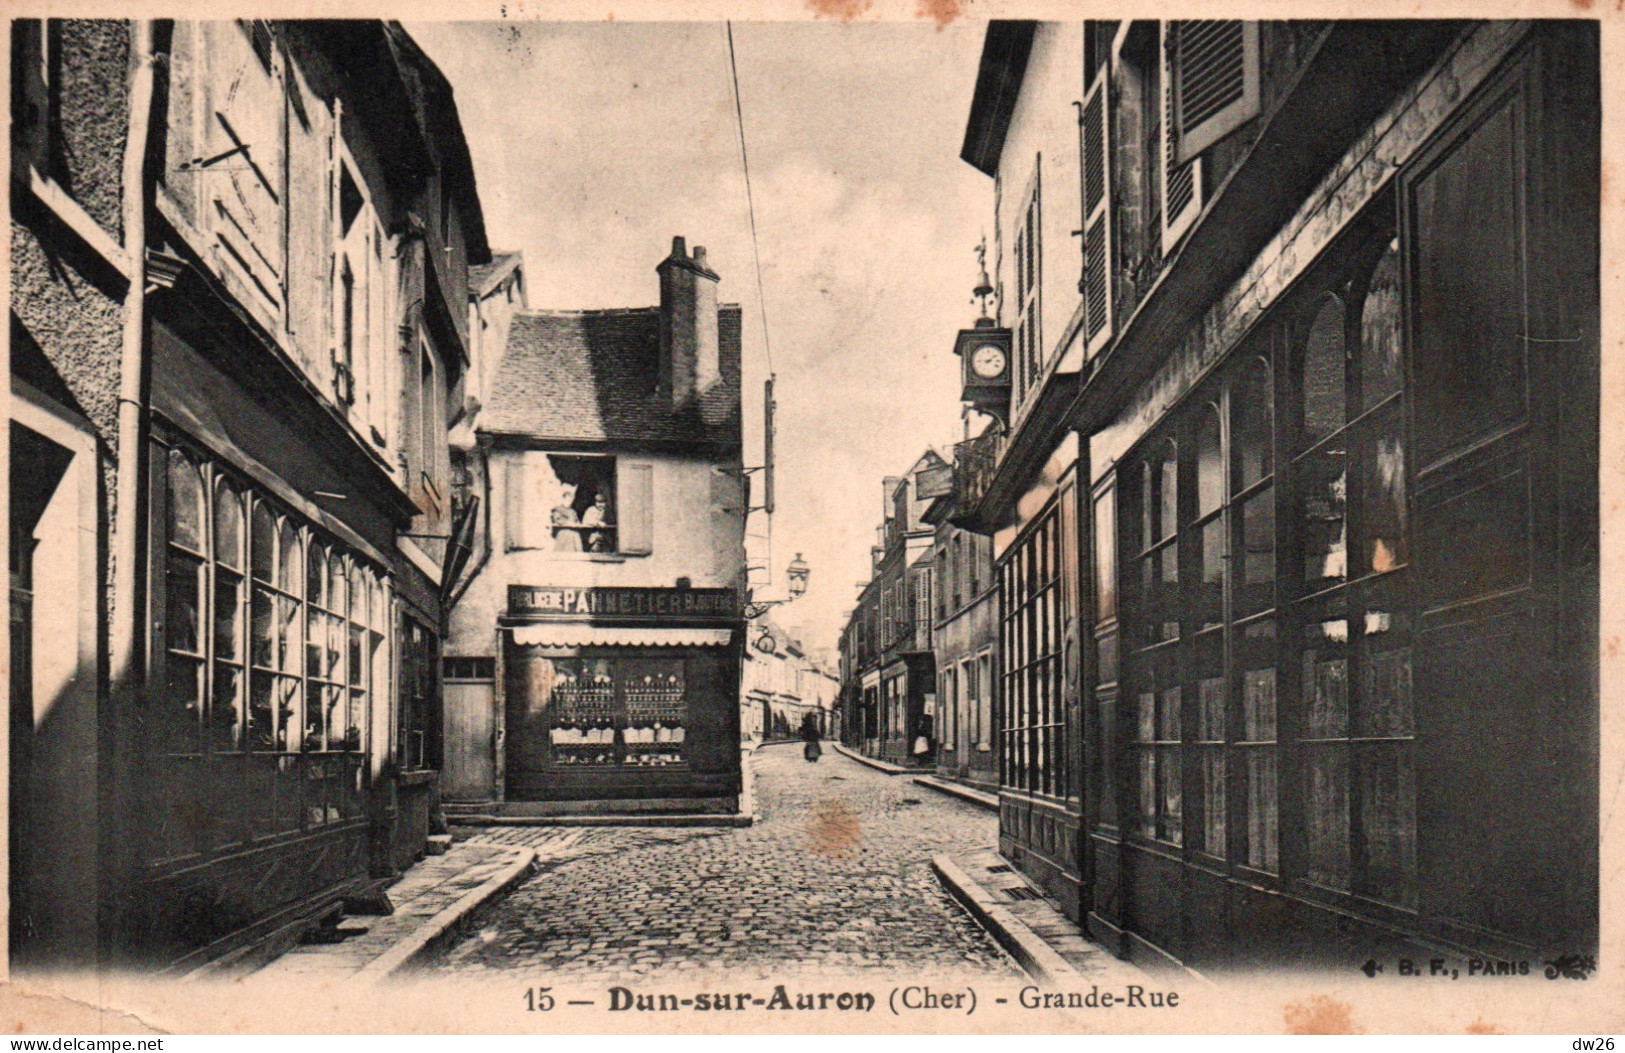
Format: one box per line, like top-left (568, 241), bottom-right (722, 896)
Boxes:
top-left (961, 21), bottom-right (1036, 177)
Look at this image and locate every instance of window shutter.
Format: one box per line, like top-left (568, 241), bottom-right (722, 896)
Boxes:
top-left (505, 454), bottom-right (552, 551)
top-left (1173, 20), bottom-right (1259, 165)
top-left (618, 462), bottom-right (654, 555)
top-left (1080, 65), bottom-right (1115, 358)
top-left (504, 457), bottom-right (528, 550)
top-left (1161, 22), bottom-right (1204, 255)
top-left (206, 21), bottom-right (285, 313)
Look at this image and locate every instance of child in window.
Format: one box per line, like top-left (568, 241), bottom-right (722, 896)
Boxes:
top-left (582, 491), bottom-right (612, 552)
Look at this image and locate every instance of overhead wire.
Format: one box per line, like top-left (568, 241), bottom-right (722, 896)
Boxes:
top-left (726, 20), bottom-right (778, 591)
top-left (725, 20), bottom-right (775, 379)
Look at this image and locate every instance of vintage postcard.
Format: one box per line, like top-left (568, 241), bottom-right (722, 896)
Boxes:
top-left (1, 0), bottom-right (1621, 1037)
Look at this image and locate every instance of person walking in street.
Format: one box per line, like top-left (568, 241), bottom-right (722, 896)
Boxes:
top-left (799, 712), bottom-right (822, 763)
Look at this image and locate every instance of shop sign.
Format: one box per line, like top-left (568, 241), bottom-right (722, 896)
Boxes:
top-left (508, 585), bottom-right (738, 621)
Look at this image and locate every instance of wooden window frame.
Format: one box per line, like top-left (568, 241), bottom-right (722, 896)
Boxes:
top-left (998, 499), bottom-right (1067, 800)
top-left (1159, 22), bottom-right (1205, 256)
top-left (146, 430), bottom-right (384, 868)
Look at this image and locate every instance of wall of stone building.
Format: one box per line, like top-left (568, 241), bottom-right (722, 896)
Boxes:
top-left (53, 20), bottom-right (129, 240)
top-left (10, 227), bottom-right (124, 452)
top-left (9, 18), bottom-right (129, 959)
top-left (10, 221), bottom-right (124, 646)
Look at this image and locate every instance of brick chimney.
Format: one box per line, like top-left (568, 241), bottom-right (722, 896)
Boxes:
top-left (657, 236), bottom-right (721, 409)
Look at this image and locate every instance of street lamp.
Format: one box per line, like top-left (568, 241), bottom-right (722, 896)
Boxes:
top-left (786, 553), bottom-right (810, 599)
top-left (743, 554), bottom-right (812, 619)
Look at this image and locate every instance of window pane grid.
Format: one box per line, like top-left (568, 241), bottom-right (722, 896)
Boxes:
top-left (154, 438), bottom-right (382, 861)
top-left (1000, 504), bottom-right (1067, 800)
top-left (1292, 231), bottom-right (1415, 909)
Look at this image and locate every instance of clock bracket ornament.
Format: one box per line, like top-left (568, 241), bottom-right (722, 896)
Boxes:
top-left (953, 238), bottom-right (1013, 428)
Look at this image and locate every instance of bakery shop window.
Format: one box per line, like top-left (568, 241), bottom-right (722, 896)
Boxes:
top-left (540, 654), bottom-right (688, 767)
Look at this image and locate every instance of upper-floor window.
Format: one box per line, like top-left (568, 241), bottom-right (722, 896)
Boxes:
top-left (334, 153), bottom-right (390, 443)
top-left (1013, 169), bottom-right (1042, 399)
top-left (1160, 21), bottom-right (1260, 254)
top-left (161, 25), bottom-right (405, 455)
top-left (505, 452), bottom-right (653, 557)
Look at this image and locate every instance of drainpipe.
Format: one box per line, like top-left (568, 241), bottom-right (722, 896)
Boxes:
top-left (105, 18), bottom-right (160, 965)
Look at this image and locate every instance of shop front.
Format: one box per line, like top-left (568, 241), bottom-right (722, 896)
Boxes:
top-left (993, 432), bottom-right (1086, 921)
top-left (499, 585), bottom-right (743, 813)
top-left (128, 319), bottom-right (409, 970)
top-left (1081, 23), bottom-right (1598, 968)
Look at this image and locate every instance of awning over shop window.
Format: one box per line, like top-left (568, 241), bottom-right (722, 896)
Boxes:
top-left (507, 625), bottom-right (734, 648)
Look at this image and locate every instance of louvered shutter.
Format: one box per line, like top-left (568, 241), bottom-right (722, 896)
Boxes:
top-left (504, 456), bottom-right (528, 550)
top-left (205, 21), bottom-right (285, 315)
top-left (1160, 22), bottom-right (1204, 255)
top-left (618, 462), bottom-right (654, 555)
top-left (1173, 21), bottom-right (1259, 165)
top-left (1080, 66), bottom-right (1114, 358)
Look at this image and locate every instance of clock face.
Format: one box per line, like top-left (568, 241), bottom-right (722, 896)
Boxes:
top-left (971, 343), bottom-right (1007, 380)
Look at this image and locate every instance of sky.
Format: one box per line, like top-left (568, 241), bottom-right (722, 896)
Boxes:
top-left (406, 19), bottom-right (992, 656)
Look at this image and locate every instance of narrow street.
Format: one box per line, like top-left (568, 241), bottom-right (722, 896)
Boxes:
top-left (430, 744), bottom-right (1021, 984)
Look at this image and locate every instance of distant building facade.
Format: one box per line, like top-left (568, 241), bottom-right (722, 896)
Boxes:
top-left (836, 451), bottom-right (943, 767)
top-left (741, 614), bottom-right (840, 743)
top-left (442, 237), bottom-right (748, 817)
top-left (924, 481), bottom-right (997, 792)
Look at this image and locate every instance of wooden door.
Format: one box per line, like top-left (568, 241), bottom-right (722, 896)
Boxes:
top-left (442, 680), bottom-right (495, 800)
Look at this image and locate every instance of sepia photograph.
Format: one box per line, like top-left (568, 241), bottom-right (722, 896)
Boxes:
top-left (2, 1), bottom-right (1617, 1037)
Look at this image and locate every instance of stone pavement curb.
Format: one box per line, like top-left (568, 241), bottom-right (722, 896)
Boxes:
top-left (348, 844), bottom-right (538, 983)
top-left (830, 741), bottom-right (914, 775)
top-left (738, 745), bottom-right (756, 821)
top-left (913, 775), bottom-right (999, 811)
top-left (931, 853), bottom-right (1087, 986)
top-left (452, 812), bottom-right (752, 828)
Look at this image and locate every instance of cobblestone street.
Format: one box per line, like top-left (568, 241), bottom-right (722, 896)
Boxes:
top-left (429, 745), bottom-right (1022, 984)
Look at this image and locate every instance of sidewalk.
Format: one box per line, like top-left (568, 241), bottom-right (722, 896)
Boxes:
top-left (913, 774), bottom-right (999, 811)
top-left (830, 741), bottom-right (915, 775)
top-left (933, 847), bottom-right (1157, 986)
top-left (240, 840), bottom-right (538, 985)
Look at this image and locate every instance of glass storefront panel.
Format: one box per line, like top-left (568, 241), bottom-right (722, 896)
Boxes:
top-left (536, 653), bottom-right (691, 767)
top-left (152, 434), bottom-right (386, 864)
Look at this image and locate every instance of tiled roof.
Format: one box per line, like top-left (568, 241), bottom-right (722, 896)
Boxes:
top-left (482, 304), bottom-right (742, 445)
top-left (470, 251), bottom-right (522, 299)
